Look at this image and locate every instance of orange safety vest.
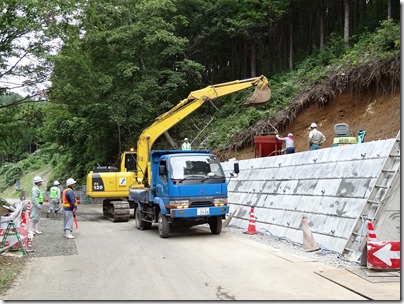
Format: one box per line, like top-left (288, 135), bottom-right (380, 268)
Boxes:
top-left (62, 188), bottom-right (75, 208)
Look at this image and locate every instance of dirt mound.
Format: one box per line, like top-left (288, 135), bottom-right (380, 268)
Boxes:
top-left (223, 88), bottom-right (400, 160)
top-left (219, 57), bottom-right (400, 160)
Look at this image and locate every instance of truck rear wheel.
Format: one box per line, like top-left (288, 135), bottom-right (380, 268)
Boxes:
top-left (158, 211), bottom-right (169, 238)
top-left (209, 216), bottom-right (222, 234)
top-left (135, 207), bottom-right (148, 230)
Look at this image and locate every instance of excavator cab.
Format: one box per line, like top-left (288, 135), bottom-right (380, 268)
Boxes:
top-left (123, 151), bottom-right (137, 172)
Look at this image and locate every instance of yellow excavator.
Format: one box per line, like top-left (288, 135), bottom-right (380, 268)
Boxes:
top-left (86, 76), bottom-right (271, 223)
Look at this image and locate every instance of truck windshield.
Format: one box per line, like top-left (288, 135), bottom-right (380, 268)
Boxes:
top-left (169, 155), bottom-right (225, 182)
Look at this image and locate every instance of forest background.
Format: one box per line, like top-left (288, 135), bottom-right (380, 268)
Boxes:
top-left (0, 0), bottom-right (400, 191)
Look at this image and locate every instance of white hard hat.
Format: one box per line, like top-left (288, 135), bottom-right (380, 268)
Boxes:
top-left (184, 137), bottom-right (189, 141)
top-left (310, 123), bottom-right (317, 128)
top-left (66, 178), bottom-right (77, 187)
top-left (33, 176), bottom-right (43, 183)
top-left (288, 133), bottom-right (293, 137)
top-left (53, 180), bottom-right (60, 186)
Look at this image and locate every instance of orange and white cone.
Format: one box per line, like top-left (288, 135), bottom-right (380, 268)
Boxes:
top-left (245, 206), bottom-right (257, 234)
top-left (302, 216), bottom-right (320, 252)
top-left (367, 221), bottom-right (377, 242)
top-left (27, 201), bottom-right (31, 218)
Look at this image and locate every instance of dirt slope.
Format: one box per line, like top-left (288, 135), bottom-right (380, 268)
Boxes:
top-left (227, 88), bottom-right (400, 159)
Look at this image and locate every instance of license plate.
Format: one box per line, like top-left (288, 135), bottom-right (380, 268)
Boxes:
top-left (197, 208), bottom-right (209, 215)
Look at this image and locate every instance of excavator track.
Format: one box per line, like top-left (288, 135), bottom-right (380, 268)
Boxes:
top-left (103, 200), bottom-right (130, 222)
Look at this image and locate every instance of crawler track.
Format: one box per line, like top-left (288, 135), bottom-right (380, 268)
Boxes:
top-left (102, 200), bottom-right (130, 222)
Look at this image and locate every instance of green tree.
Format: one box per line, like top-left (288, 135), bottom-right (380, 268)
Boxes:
top-left (49, 0), bottom-right (204, 179)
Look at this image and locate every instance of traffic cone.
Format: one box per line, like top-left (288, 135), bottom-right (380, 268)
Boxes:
top-left (27, 201), bottom-right (31, 218)
top-left (21, 213), bottom-right (26, 227)
top-left (245, 206), bottom-right (257, 234)
top-left (301, 216), bottom-right (320, 252)
top-left (367, 221), bottom-right (377, 242)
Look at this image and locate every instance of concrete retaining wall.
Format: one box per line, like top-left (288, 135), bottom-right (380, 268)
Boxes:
top-left (222, 138), bottom-right (396, 254)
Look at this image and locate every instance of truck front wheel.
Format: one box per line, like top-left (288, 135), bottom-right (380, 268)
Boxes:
top-left (209, 216), bottom-right (222, 234)
top-left (158, 211), bottom-right (170, 238)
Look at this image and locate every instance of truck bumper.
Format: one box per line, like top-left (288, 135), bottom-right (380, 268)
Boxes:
top-left (170, 206), bottom-right (229, 218)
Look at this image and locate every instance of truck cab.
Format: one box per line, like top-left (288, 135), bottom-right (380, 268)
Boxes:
top-left (130, 150), bottom-right (233, 238)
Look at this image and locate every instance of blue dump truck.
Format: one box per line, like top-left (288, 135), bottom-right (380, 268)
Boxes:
top-left (86, 76), bottom-right (270, 237)
top-left (130, 150), bottom-right (238, 238)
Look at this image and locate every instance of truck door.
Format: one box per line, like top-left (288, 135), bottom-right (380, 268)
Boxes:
top-left (156, 159), bottom-right (169, 203)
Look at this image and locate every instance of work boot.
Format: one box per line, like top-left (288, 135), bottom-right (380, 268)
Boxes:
top-left (65, 229), bottom-right (74, 239)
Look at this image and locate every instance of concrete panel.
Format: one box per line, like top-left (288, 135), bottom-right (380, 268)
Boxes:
top-left (223, 138), bottom-right (398, 254)
top-left (279, 194), bottom-right (302, 211)
top-left (277, 180), bottom-right (300, 195)
top-left (289, 151), bottom-right (312, 166)
top-left (325, 146), bottom-right (351, 162)
top-left (351, 141), bottom-right (377, 160)
top-left (284, 227), bottom-right (303, 244)
top-left (295, 196), bottom-right (323, 214)
top-left (235, 179), bottom-right (255, 192)
top-left (227, 179), bottom-right (241, 192)
top-left (333, 160), bottom-right (362, 178)
top-left (293, 180), bottom-right (319, 196)
top-left (261, 180), bottom-right (281, 194)
top-left (294, 164), bottom-right (321, 179)
top-left (358, 158), bottom-right (385, 178)
top-left (369, 139), bottom-right (395, 158)
top-left (314, 147), bottom-right (333, 164)
top-left (317, 197), bottom-right (367, 218)
top-left (309, 162), bottom-right (337, 178)
top-left (312, 179), bottom-right (342, 196)
top-left (260, 167), bottom-right (280, 180)
top-left (336, 178), bottom-right (371, 198)
top-left (276, 166), bottom-right (297, 180)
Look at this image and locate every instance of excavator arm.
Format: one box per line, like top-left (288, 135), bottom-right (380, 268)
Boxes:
top-left (135, 75), bottom-right (271, 185)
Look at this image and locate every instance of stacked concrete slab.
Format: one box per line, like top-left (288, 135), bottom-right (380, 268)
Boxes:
top-left (221, 138), bottom-right (396, 254)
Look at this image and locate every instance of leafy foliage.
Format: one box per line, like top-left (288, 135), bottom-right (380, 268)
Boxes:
top-left (0, 0), bottom-right (400, 184)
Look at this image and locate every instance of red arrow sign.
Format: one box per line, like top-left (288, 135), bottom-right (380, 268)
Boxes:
top-left (367, 241), bottom-right (400, 269)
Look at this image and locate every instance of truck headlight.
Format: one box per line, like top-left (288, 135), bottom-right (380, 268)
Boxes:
top-left (170, 199), bottom-right (189, 208)
top-left (213, 198), bottom-right (227, 206)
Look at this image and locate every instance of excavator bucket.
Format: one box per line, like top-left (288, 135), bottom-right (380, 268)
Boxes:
top-left (243, 80), bottom-right (271, 107)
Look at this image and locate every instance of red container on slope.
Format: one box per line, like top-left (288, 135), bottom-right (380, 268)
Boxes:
top-left (254, 135), bottom-right (284, 158)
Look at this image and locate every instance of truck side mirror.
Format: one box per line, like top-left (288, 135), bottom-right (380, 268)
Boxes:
top-left (234, 162), bottom-right (239, 174)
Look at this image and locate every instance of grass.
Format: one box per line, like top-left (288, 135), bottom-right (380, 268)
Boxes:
top-left (0, 254), bottom-right (26, 295)
top-left (1, 165), bottom-right (53, 199)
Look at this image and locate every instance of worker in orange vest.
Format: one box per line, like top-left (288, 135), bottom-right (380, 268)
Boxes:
top-left (63, 178), bottom-right (78, 239)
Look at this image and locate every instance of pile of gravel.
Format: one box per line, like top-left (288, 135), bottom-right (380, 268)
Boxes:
top-left (27, 211), bottom-right (77, 257)
top-left (223, 225), bottom-right (361, 269)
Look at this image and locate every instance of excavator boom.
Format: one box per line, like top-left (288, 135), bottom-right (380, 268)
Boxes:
top-left (135, 75), bottom-right (271, 185)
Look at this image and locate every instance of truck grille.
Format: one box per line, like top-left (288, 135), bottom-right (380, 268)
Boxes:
top-left (190, 201), bottom-right (213, 207)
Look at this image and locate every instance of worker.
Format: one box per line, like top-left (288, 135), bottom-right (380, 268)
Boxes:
top-left (181, 137), bottom-right (192, 150)
top-left (48, 180), bottom-right (61, 218)
top-left (308, 122), bottom-right (326, 150)
top-left (276, 132), bottom-right (295, 154)
top-left (63, 178), bottom-right (78, 239)
top-left (28, 175), bottom-right (44, 237)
